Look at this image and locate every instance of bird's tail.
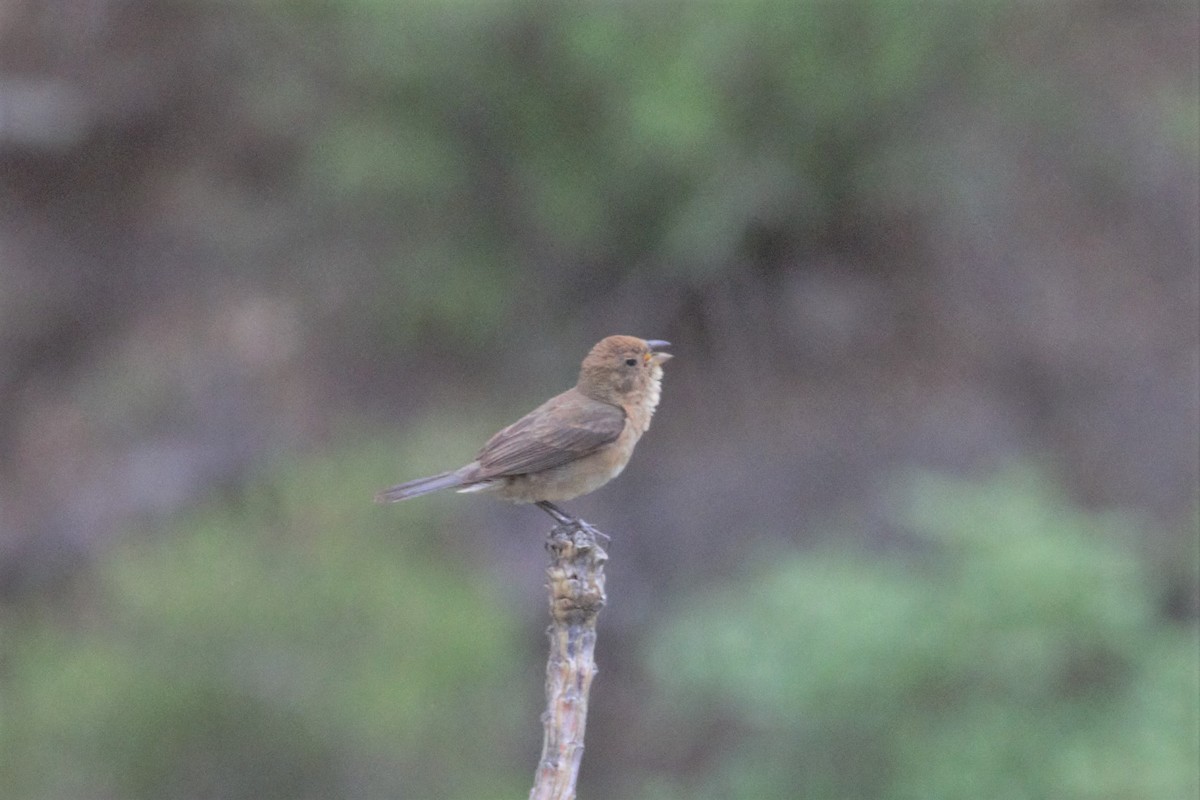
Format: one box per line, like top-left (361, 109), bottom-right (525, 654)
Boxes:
top-left (374, 470), bottom-right (467, 503)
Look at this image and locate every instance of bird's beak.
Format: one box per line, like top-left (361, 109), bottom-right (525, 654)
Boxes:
top-left (645, 339), bottom-right (672, 364)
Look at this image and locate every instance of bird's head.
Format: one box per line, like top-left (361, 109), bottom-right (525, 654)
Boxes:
top-left (577, 335), bottom-right (672, 406)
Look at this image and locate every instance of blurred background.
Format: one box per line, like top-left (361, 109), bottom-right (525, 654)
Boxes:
top-left (2, 1), bottom-right (1198, 798)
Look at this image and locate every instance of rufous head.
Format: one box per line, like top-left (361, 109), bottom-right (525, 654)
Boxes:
top-left (577, 335), bottom-right (672, 406)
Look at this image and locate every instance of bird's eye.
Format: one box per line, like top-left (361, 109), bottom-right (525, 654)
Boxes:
top-left (624, 358), bottom-right (637, 367)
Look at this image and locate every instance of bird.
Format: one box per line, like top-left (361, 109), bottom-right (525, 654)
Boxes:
top-left (375, 335), bottom-right (672, 530)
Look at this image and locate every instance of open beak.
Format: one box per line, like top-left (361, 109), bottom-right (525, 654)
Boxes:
top-left (645, 339), bottom-right (672, 364)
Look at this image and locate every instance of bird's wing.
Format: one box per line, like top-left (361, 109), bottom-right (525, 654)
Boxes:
top-left (474, 390), bottom-right (626, 478)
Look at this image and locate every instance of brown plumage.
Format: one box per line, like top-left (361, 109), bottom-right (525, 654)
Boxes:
top-left (374, 335), bottom-right (672, 526)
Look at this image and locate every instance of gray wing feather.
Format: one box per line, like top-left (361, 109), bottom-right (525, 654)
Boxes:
top-left (475, 396), bottom-right (625, 478)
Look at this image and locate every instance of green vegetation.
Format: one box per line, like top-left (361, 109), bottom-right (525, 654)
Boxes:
top-left (0, 436), bottom-right (528, 800)
top-left (302, 0), bottom-right (1007, 344)
top-left (643, 469), bottom-right (1199, 799)
top-left (1, 2), bottom-right (1195, 797)
top-left (3, 460), bottom-right (1192, 799)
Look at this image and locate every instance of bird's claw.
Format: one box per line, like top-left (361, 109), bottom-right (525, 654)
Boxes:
top-left (536, 501), bottom-right (610, 546)
top-left (572, 519), bottom-right (610, 545)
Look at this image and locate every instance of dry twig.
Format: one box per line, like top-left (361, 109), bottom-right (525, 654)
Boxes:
top-left (528, 521), bottom-right (608, 800)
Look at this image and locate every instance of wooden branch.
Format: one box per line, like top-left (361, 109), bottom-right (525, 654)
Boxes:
top-left (529, 521), bottom-right (608, 800)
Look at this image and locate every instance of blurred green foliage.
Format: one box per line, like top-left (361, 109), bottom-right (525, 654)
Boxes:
top-left (0, 434), bottom-right (528, 800)
top-left (2, 3), bottom-right (1196, 796)
top-left (302, 0), bottom-right (1004, 344)
top-left (643, 469), bottom-right (1199, 800)
top-left (2, 445), bottom-right (1195, 799)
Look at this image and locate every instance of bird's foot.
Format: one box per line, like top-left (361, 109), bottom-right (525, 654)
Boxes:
top-left (572, 519), bottom-right (611, 546)
top-left (536, 501), bottom-right (611, 546)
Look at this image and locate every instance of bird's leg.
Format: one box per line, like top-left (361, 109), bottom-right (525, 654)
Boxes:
top-left (535, 501), bottom-right (611, 545)
top-left (535, 500), bottom-right (575, 526)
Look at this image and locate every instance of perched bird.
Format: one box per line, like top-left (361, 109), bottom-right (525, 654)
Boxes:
top-left (375, 335), bottom-right (672, 528)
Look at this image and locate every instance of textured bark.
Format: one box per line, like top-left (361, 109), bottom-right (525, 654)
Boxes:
top-left (528, 522), bottom-right (608, 800)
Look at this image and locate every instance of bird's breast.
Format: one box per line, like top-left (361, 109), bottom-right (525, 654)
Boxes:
top-left (624, 367), bottom-right (664, 436)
